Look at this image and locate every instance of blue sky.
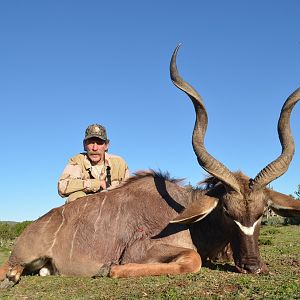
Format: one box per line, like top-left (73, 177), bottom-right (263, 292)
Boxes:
top-left (0, 1), bottom-right (299, 221)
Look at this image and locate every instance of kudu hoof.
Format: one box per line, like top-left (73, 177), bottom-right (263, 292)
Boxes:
top-left (0, 278), bottom-right (16, 289)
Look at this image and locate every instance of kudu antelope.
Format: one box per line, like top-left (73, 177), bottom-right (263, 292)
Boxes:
top-left (1, 46), bottom-right (300, 288)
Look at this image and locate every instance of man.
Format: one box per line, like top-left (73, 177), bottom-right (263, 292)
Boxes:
top-left (58, 123), bottom-right (129, 202)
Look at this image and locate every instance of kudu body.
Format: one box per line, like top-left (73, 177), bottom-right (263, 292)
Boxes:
top-left (1, 45), bottom-right (300, 288)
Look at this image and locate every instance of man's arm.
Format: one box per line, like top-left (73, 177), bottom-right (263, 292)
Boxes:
top-left (123, 163), bottom-right (130, 180)
top-left (57, 161), bottom-right (102, 198)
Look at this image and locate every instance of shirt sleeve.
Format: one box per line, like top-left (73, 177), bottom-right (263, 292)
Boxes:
top-left (124, 163), bottom-right (130, 180)
top-left (57, 161), bottom-right (101, 198)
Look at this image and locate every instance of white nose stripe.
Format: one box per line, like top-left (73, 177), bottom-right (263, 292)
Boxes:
top-left (234, 218), bottom-right (261, 236)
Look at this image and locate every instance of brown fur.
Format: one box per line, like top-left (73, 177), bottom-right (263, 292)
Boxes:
top-left (0, 172), bottom-right (201, 285)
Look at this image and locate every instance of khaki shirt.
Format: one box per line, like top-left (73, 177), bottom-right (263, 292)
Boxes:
top-left (58, 153), bottom-right (129, 202)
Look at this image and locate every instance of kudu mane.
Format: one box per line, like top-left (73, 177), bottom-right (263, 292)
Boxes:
top-left (118, 170), bottom-right (185, 187)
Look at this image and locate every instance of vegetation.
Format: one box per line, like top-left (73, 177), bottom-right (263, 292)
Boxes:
top-left (294, 184), bottom-right (300, 199)
top-left (0, 223), bottom-right (299, 299)
top-left (0, 221), bottom-right (32, 248)
top-left (286, 185), bottom-right (300, 225)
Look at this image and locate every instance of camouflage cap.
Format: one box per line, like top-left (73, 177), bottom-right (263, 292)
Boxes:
top-left (84, 124), bottom-right (108, 141)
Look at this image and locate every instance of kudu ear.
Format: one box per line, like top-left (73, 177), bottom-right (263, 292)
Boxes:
top-left (267, 189), bottom-right (300, 217)
top-left (170, 195), bottom-right (219, 224)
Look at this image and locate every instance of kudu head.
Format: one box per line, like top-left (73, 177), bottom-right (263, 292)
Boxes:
top-left (170, 44), bottom-right (300, 274)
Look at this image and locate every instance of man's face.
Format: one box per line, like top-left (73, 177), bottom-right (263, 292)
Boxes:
top-left (85, 137), bottom-right (108, 165)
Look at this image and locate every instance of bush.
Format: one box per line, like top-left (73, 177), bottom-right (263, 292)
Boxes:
top-left (0, 223), bottom-right (15, 240)
top-left (261, 216), bottom-right (284, 226)
top-left (0, 221), bottom-right (33, 247)
top-left (14, 221), bottom-right (33, 236)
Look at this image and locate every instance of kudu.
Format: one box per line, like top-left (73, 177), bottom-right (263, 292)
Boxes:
top-left (1, 45), bottom-right (300, 288)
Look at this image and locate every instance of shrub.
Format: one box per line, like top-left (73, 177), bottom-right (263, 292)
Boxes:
top-left (0, 221), bottom-right (33, 247)
top-left (0, 223), bottom-right (15, 240)
top-left (261, 216), bottom-right (284, 226)
top-left (14, 221), bottom-right (32, 236)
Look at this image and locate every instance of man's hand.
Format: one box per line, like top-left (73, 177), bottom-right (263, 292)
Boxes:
top-left (99, 180), bottom-right (107, 191)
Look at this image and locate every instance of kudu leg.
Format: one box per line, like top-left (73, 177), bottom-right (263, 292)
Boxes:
top-left (0, 261), bottom-right (10, 281)
top-left (106, 247), bottom-right (201, 278)
top-left (0, 261), bottom-right (24, 289)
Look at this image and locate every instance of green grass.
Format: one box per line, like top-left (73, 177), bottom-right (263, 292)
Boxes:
top-left (0, 225), bottom-right (299, 299)
top-left (0, 248), bottom-right (11, 266)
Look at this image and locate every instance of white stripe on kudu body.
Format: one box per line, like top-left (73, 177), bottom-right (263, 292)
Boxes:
top-left (70, 199), bottom-right (89, 260)
top-left (234, 218), bottom-right (261, 236)
top-left (49, 206), bottom-right (66, 254)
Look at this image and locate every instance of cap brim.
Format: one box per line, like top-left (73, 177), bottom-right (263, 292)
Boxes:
top-left (84, 134), bottom-right (108, 141)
